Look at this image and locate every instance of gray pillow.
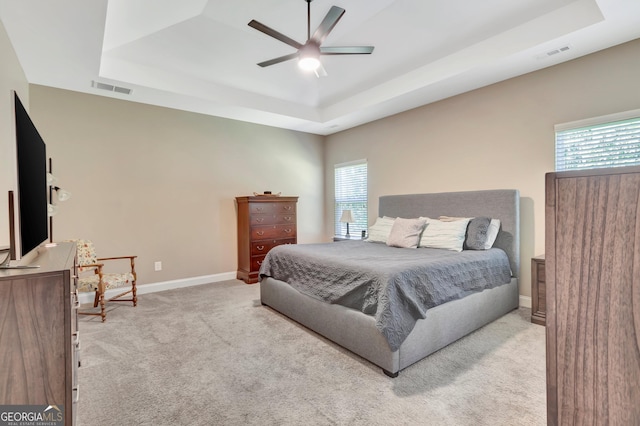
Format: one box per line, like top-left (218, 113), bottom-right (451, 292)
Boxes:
top-left (387, 217), bottom-right (427, 249)
top-left (464, 217), bottom-right (492, 250)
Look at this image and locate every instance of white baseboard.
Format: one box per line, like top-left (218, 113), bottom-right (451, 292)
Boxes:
top-left (519, 295), bottom-right (532, 308)
top-left (77, 271), bottom-right (237, 305)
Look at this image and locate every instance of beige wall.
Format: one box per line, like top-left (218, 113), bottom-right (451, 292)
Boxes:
top-left (4, 31), bottom-right (639, 299)
top-left (29, 86), bottom-right (325, 284)
top-left (324, 38), bottom-right (640, 299)
top-left (0, 19), bottom-right (29, 249)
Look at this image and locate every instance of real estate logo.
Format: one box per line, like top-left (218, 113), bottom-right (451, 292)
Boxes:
top-left (0, 405), bottom-right (64, 426)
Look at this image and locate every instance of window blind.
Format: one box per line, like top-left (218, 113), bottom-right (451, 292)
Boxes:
top-left (555, 113), bottom-right (640, 172)
top-left (334, 160), bottom-right (367, 237)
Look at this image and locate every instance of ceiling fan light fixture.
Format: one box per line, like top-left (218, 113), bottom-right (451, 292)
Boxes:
top-left (299, 56), bottom-right (320, 71)
top-left (298, 43), bottom-right (321, 71)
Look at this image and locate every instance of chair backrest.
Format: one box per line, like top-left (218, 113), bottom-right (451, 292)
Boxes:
top-left (73, 239), bottom-right (97, 267)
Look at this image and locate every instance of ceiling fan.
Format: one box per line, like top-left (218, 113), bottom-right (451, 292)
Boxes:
top-left (248, 0), bottom-right (374, 76)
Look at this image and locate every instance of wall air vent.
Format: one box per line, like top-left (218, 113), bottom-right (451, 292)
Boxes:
top-left (91, 80), bottom-right (132, 95)
top-left (535, 45), bottom-right (572, 60)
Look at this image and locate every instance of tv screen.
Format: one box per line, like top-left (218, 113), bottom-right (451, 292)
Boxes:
top-left (14, 93), bottom-right (48, 258)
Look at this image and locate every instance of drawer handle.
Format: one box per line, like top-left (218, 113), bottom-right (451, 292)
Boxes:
top-left (284, 228), bottom-right (292, 233)
top-left (257, 260), bottom-right (263, 265)
top-left (283, 206), bottom-right (292, 210)
top-left (73, 386), bottom-right (80, 403)
top-left (255, 207), bottom-right (264, 212)
top-left (73, 331), bottom-right (80, 346)
top-left (256, 218), bottom-right (264, 223)
top-left (256, 231), bottom-right (264, 236)
top-left (256, 245), bottom-right (265, 251)
top-left (284, 216), bottom-right (292, 221)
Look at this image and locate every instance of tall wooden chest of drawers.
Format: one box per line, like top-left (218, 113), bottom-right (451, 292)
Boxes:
top-left (236, 196), bottom-right (298, 284)
top-left (545, 166), bottom-right (640, 424)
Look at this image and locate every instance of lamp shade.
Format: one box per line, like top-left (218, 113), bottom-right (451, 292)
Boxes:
top-left (340, 210), bottom-right (354, 223)
top-left (56, 188), bottom-right (72, 202)
top-left (48, 203), bottom-right (58, 217)
top-left (47, 172), bottom-right (57, 185)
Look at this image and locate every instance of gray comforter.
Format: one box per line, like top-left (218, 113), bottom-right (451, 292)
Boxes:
top-left (259, 241), bottom-right (512, 351)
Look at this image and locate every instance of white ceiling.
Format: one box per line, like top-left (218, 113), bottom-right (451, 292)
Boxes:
top-left (1, 0), bottom-right (639, 135)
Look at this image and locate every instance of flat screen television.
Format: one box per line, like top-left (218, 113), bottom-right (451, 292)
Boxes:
top-left (13, 92), bottom-right (48, 261)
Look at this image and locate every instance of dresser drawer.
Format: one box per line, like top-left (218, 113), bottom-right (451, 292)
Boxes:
top-left (249, 202), bottom-right (297, 215)
top-left (251, 238), bottom-right (296, 256)
top-left (251, 224), bottom-right (296, 240)
top-left (250, 213), bottom-right (296, 226)
top-left (250, 255), bottom-right (267, 272)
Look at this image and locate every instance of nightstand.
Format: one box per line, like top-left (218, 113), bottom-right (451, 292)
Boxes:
top-left (531, 255), bottom-right (546, 326)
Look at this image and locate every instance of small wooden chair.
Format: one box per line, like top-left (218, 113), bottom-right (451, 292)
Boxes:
top-left (73, 239), bottom-right (137, 322)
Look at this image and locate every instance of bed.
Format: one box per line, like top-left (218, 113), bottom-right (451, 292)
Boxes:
top-left (259, 189), bottom-right (520, 377)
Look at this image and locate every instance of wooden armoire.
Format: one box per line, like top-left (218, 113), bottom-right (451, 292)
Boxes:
top-left (545, 166), bottom-right (640, 425)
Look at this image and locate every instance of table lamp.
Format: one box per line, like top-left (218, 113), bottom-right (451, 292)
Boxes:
top-left (340, 210), bottom-right (354, 238)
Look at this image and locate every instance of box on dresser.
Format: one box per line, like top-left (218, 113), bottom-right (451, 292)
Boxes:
top-left (0, 242), bottom-right (79, 426)
top-left (236, 196), bottom-right (298, 284)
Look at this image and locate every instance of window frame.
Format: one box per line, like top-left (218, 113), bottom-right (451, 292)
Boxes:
top-left (334, 159), bottom-right (368, 238)
top-left (555, 109), bottom-right (640, 172)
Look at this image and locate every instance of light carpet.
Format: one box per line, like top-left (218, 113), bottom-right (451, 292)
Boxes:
top-left (77, 280), bottom-right (546, 425)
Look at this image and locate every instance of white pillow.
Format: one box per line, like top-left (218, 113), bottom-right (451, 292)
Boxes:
top-left (366, 216), bottom-right (396, 243)
top-left (483, 219), bottom-right (501, 249)
top-left (419, 217), bottom-right (471, 252)
top-left (386, 217), bottom-right (427, 249)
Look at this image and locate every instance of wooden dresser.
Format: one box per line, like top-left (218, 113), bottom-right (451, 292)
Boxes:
top-left (0, 242), bottom-right (79, 425)
top-left (545, 166), bottom-right (640, 425)
top-left (530, 255), bottom-right (546, 326)
top-left (236, 195), bottom-right (298, 284)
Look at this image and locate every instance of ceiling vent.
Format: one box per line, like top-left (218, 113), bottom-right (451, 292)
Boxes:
top-left (91, 80), bottom-right (132, 95)
top-left (535, 45), bottom-right (572, 60)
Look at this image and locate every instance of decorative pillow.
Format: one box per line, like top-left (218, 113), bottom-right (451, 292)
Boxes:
top-left (438, 216), bottom-right (469, 222)
top-left (386, 217), bottom-right (427, 249)
top-left (438, 216), bottom-right (502, 250)
top-left (464, 217), bottom-right (492, 250)
top-left (419, 217), bottom-right (471, 251)
top-left (484, 219), bottom-right (501, 249)
top-left (366, 216), bottom-right (396, 243)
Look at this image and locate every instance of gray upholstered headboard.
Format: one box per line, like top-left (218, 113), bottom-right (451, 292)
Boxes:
top-left (378, 189), bottom-right (520, 278)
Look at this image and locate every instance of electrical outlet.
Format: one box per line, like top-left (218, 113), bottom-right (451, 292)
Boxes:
top-left (154, 261), bottom-right (162, 271)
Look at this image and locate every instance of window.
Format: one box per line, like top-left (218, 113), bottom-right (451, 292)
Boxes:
top-left (334, 160), bottom-right (367, 237)
top-left (555, 109), bottom-right (640, 171)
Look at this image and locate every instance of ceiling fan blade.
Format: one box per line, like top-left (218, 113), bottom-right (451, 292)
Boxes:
top-left (248, 20), bottom-right (303, 50)
top-left (257, 52), bottom-right (299, 68)
top-left (320, 46), bottom-right (374, 55)
top-left (314, 63), bottom-right (328, 78)
top-left (311, 6), bottom-right (345, 45)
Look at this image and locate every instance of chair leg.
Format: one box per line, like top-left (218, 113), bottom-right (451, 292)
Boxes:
top-left (93, 291), bottom-right (99, 308)
top-left (99, 292), bottom-right (106, 322)
top-left (132, 281), bottom-right (137, 307)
